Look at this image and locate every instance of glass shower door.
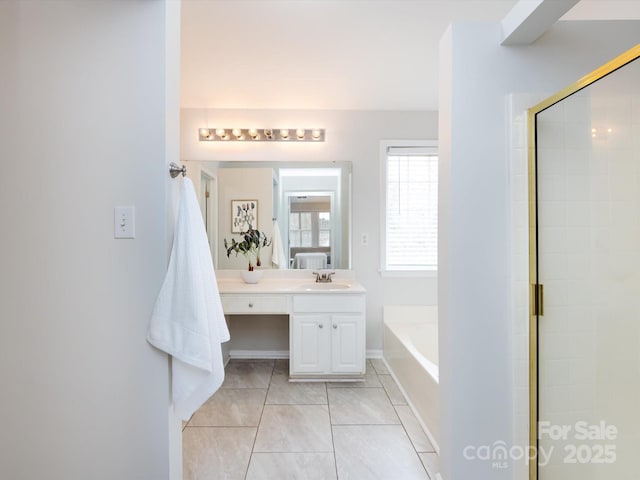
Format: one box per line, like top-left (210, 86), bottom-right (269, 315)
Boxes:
top-left (533, 48), bottom-right (640, 480)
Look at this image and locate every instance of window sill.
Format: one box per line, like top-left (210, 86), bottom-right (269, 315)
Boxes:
top-left (379, 269), bottom-right (437, 279)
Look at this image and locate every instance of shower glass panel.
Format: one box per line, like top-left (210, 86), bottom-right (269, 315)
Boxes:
top-left (533, 49), bottom-right (640, 480)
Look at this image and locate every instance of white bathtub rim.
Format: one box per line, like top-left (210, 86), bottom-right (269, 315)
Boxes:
top-left (381, 356), bottom-right (440, 455)
top-left (384, 318), bottom-right (439, 382)
top-left (404, 338), bottom-right (439, 382)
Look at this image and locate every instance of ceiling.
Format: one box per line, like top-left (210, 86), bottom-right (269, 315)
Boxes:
top-left (180, 0), bottom-right (640, 111)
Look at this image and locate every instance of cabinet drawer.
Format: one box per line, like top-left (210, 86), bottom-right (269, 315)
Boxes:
top-left (221, 295), bottom-right (290, 314)
top-left (293, 294), bottom-right (365, 313)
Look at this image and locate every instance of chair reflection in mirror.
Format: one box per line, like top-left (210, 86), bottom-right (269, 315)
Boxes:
top-left (291, 250), bottom-right (329, 269)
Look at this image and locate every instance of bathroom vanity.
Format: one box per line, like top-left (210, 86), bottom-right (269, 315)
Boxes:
top-left (216, 271), bottom-right (366, 381)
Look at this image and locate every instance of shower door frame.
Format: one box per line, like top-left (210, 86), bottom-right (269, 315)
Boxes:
top-left (527, 44), bottom-right (640, 480)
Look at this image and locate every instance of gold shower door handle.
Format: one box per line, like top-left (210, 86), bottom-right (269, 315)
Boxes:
top-left (531, 283), bottom-right (544, 316)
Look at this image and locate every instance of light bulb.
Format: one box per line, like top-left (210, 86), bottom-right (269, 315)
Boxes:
top-left (232, 128), bottom-right (242, 139)
top-left (264, 128), bottom-right (273, 139)
top-left (311, 129), bottom-right (322, 140)
top-left (249, 128), bottom-right (258, 139)
top-left (216, 128), bottom-right (226, 138)
top-left (280, 129), bottom-right (289, 139)
top-left (296, 128), bottom-right (305, 139)
top-left (199, 128), bottom-right (211, 138)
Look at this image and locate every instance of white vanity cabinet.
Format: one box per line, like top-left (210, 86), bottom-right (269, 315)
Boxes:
top-left (220, 294), bottom-right (290, 315)
top-left (290, 294), bottom-right (366, 380)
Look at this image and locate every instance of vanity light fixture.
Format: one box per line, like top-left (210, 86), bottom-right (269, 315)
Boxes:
top-left (199, 128), bottom-right (213, 139)
top-left (232, 128), bottom-right (244, 140)
top-left (198, 128), bottom-right (325, 142)
top-left (215, 128), bottom-right (228, 140)
top-left (591, 126), bottom-right (614, 139)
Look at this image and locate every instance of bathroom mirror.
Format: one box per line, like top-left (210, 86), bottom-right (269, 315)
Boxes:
top-left (193, 161), bottom-right (352, 270)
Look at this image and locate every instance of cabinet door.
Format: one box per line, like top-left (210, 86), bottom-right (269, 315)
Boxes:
top-left (330, 314), bottom-right (365, 374)
top-left (291, 314), bottom-right (330, 374)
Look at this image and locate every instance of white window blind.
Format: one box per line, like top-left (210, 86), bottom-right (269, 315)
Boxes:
top-left (383, 143), bottom-right (438, 272)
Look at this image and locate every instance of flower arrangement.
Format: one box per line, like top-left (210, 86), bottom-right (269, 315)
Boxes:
top-left (224, 225), bottom-right (272, 271)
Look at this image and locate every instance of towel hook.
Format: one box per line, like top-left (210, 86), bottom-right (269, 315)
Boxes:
top-left (169, 162), bottom-right (187, 178)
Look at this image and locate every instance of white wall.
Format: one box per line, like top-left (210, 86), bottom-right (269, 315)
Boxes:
top-left (218, 168), bottom-right (274, 269)
top-left (439, 21), bottom-right (640, 480)
top-left (0, 2), bottom-right (179, 479)
top-left (182, 108), bottom-right (439, 352)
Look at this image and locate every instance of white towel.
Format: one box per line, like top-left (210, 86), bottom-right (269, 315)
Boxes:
top-left (271, 219), bottom-right (287, 269)
top-left (147, 177), bottom-right (229, 421)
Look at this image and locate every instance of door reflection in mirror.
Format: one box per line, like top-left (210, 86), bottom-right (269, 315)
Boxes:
top-left (278, 167), bottom-right (344, 270)
top-left (288, 194), bottom-right (332, 269)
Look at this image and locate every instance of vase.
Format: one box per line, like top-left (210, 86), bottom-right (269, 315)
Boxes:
top-left (241, 270), bottom-right (263, 284)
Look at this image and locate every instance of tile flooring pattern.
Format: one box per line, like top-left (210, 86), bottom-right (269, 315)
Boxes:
top-left (183, 359), bottom-right (439, 480)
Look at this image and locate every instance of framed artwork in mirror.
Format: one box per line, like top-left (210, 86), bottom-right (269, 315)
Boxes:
top-left (231, 200), bottom-right (258, 233)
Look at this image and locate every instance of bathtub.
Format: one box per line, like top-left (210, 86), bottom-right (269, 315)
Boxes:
top-left (383, 305), bottom-right (439, 451)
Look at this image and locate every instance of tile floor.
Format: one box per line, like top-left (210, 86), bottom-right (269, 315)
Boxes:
top-left (183, 358), bottom-right (439, 480)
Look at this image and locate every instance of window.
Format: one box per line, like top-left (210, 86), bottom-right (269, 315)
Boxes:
top-left (381, 141), bottom-right (438, 274)
top-left (289, 211), bottom-right (331, 247)
top-left (290, 211), bottom-right (322, 247)
top-left (288, 197), bottom-right (331, 248)
top-left (318, 212), bottom-right (331, 247)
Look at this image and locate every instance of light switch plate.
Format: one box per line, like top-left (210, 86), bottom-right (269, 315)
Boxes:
top-left (114, 206), bottom-right (135, 239)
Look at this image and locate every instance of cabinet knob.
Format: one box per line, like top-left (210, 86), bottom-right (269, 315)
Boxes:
top-left (318, 324), bottom-right (324, 329)
top-left (333, 324), bottom-right (338, 329)
top-left (248, 303), bottom-right (254, 308)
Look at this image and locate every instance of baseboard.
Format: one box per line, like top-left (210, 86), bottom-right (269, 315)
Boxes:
top-left (229, 349), bottom-right (290, 359)
top-left (228, 349), bottom-right (382, 361)
top-left (366, 349), bottom-right (383, 359)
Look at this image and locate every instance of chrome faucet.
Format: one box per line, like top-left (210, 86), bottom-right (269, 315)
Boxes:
top-left (312, 271), bottom-right (336, 283)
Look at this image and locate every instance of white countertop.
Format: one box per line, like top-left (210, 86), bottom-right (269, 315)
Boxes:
top-left (216, 269), bottom-right (366, 294)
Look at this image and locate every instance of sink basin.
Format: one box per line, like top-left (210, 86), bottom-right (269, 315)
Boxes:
top-left (297, 282), bottom-right (352, 291)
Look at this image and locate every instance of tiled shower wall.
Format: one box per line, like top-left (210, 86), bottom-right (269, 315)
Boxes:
top-left (535, 90), bottom-right (597, 478)
top-left (510, 80), bottom-right (640, 479)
